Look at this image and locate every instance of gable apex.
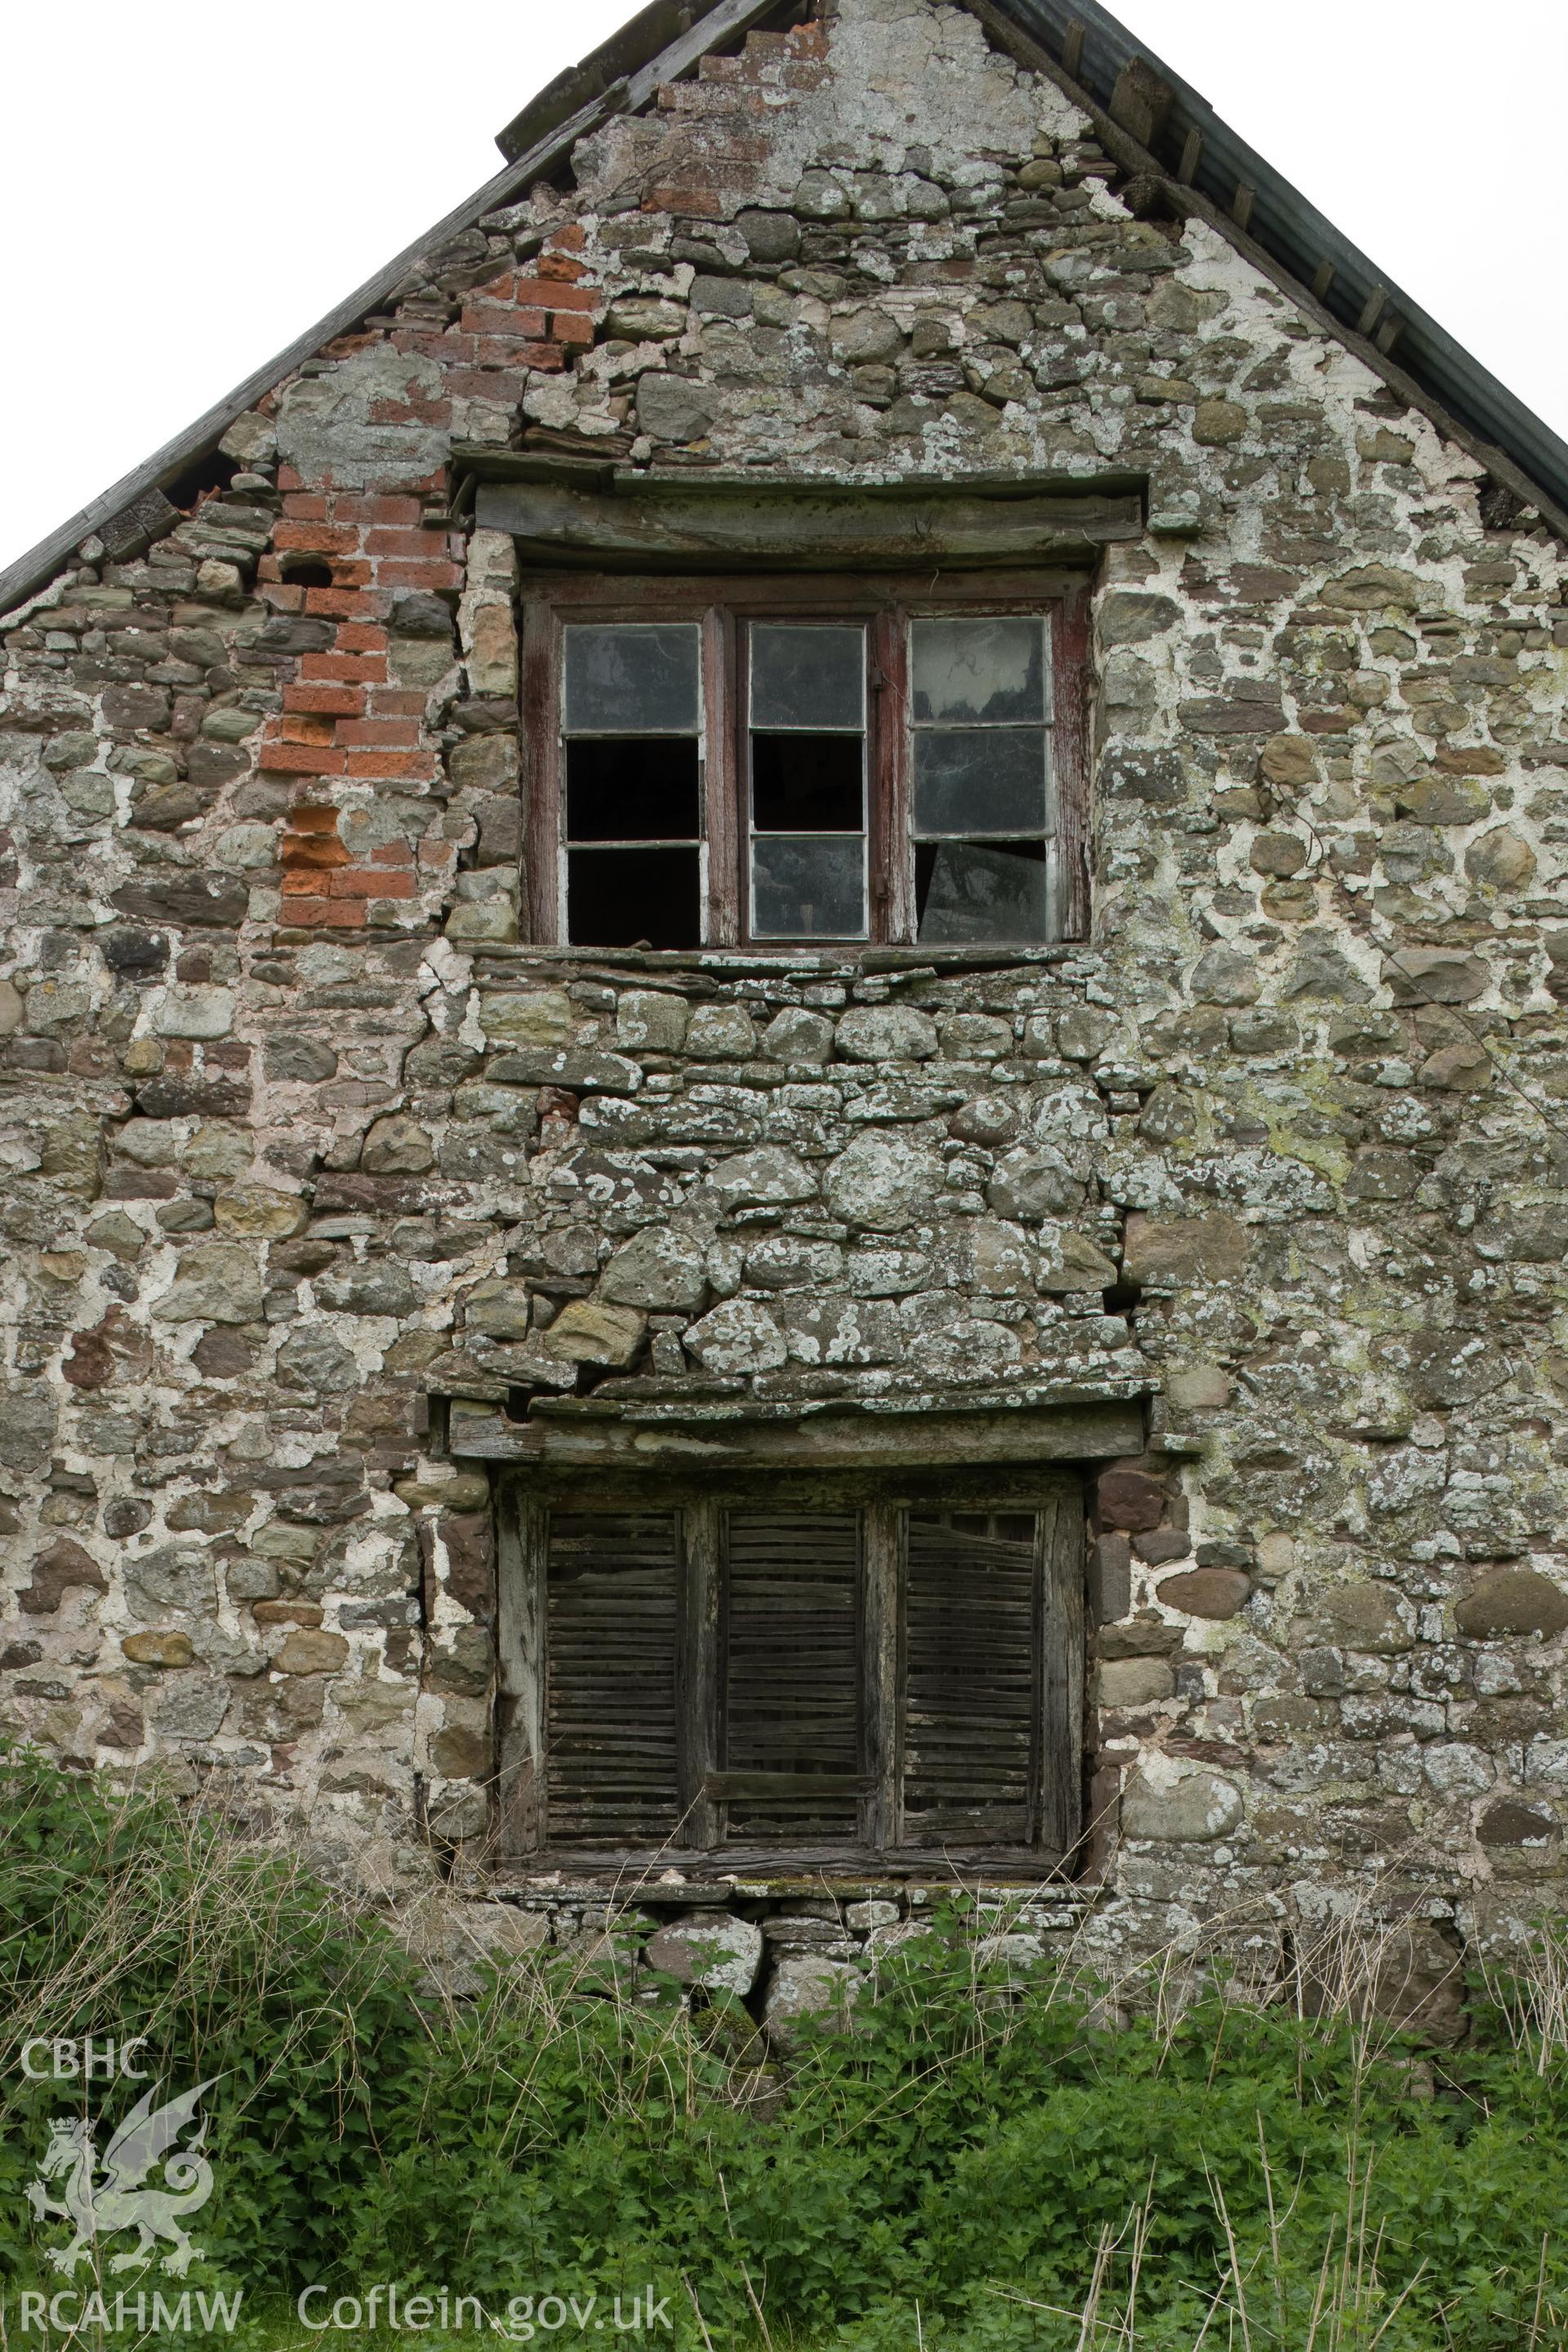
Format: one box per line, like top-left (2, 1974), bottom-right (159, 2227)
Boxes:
top-left (4, 0), bottom-right (1567, 619)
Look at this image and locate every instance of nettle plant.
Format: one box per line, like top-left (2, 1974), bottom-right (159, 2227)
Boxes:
top-left (4, 1752), bottom-right (1568, 2349)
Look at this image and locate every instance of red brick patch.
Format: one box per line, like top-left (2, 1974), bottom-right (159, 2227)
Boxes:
top-left (282, 838), bottom-right (348, 871)
top-left (273, 523), bottom-right (359, 556)
top-left (260, 743), bottom-right (347, 776)
top-left (327, 868), bottom-right (416, 899)
top-left (513, 276), bottom-right (599, 311)
top-left (301, 653), bottom-right (387, 684)
top-left (281, 897), bottom-right (366, 928)
top-left (337, 719), bottom-right (421, 749)
top-left (344, 750), bottom-right (436, 782)
top-left (284, 684), bottom-right (365, 717)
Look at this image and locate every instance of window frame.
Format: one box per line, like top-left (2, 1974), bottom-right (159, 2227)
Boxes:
top-left (519, 571), bottom-right (1091, 951)
top-left (494, 1468), bottom-right (1086, 1877)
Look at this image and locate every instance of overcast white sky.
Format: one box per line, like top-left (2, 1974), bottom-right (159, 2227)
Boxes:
top-left (3, 0), bottom-right (1564, 579)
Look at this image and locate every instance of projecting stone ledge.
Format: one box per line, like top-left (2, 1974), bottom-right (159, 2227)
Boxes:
top-left (443, 1393), bottom-right (1150, 1468)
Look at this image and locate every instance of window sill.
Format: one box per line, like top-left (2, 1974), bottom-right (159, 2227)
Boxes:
top-left (491, 1851), bottom-right (1089, 1889)
top-left (464, 940), bottom-right (1091, 978)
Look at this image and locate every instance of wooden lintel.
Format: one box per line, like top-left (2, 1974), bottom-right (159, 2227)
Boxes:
top-left (473, 479), bottom-right (1143, 571)
top-left (450, 1399), bottom-right (1147, 1470)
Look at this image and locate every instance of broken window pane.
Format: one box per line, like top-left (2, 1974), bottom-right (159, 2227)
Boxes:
top-left (913, 728), bottom-right (1050, 836)
top-left (567, 738), bottom-right (700, 842)
top-left (564, 623), bottom-right (701, 734)
top-left (911, 617), bottom-right (1046, 725)
top-left (751, 733), bottom-right (864, 832)
top-left (568, 845), bottom-right (702, 947)
top-left (751, 624), bottom-right (865, 732)
top-left (916, 839), bottom-right (1051, 944)
top-left (752, 835), bottom-right (867, 938)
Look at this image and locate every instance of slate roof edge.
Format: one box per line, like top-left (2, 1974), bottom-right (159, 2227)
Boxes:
top-left (0, 0), bottom-right (785, 622)
top-left (972, 0), bottom-right (1568, 541)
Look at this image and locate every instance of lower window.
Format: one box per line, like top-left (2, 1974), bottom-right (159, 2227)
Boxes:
top-left (497, 1479), bottom-right (1085, 1869)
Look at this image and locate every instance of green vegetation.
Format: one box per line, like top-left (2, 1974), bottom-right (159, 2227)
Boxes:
top-left (3, 1752), bottom-right (1566, 2349)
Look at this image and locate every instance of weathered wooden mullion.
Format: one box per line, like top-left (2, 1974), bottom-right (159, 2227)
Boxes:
top-left (519, 602), bottom-right (559, 946)
top-left (701, 606), bottom-right (740, 947)
top-left (861, 1501), bottom-right (902, 1848)
top-left (1037, 1481), bottom-right (1086, 1858)
top-left (494, 1482), bottom-right (546, 1852)
top-left (677, 1499), bottom-right (721, 1849)
top-left (1051, 588), bottom-right (1091, 943)
top-left (871, 606), bottom-right (910, 943)
top-left (1027, 1507), bottom-right (1047, 1851)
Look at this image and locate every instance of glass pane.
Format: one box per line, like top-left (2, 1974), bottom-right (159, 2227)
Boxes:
top-left (916, 840), bottom-right (1051, 944)
top-left (913, 728), bottom-right (1050, 835)
top-left (564, 623), bottom-right (700, 734)
top-left (751, 734), bottom-right (863, 832)
top-left (568, 845), bottom-right (701, 947)
top-left (911, 617), bottom-right (1046, 724)
top-left (752, 835), bottom-right (866, 938)
top-left (567, 739), bottom-right (699, 841)
top-left (751, 624), bottom-right (865, 732)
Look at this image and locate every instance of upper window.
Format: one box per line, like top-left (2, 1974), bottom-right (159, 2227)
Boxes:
top-left (520, 580), bottom-right (1088, 950)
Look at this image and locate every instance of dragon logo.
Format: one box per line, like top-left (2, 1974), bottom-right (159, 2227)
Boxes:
top-left (24, 2078), bottom-right (218, 2278)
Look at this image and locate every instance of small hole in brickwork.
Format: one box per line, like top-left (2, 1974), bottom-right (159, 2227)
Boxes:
top-left (279, 558), bottom-right (335, 590)
top-left (1112, 172), bottom-right (1188, 242)
top-left (164, 449), bottom-right (239, 510)
top-left (1478, 476), bottom-right (1526, 532)
top-left (1102, 1278), bottom-right (1142, 1316)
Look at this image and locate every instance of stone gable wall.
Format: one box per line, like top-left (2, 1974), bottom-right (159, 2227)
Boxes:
top-left (2, 0), bottom-right (1567, 1978)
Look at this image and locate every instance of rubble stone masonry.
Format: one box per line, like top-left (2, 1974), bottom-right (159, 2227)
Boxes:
top-left (3, 0), bottom-right (1568, 1998)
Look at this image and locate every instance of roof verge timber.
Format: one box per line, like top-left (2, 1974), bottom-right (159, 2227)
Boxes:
top-left (494, 0), bottom-right (808, 165)
top-left (0, 0), bottom-right (786, 620)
